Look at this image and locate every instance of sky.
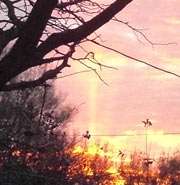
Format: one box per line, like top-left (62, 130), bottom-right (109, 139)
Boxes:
top-left (56, 0), bottom-right (180, 157)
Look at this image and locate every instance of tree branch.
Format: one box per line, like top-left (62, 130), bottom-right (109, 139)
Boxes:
top-left (0, 0), bottom-right (133, 89)
top-left (1, 0), bottom-right (21, 25)
top-left (90, 40), bottom-right (180, 78)
top-left (56, 0), bottom-right (85, 10)
top-left (37, 0), bottom-right (133, 57)
top-left (0, 26), bottom-right (19, 55)
top-left (0, 43), bottom-right (76, 91)
top-left (0, 0), bottom-right (58, 86)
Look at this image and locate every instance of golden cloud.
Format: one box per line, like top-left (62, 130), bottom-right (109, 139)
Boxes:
top-left (164, 17), bottom-right (180, 25)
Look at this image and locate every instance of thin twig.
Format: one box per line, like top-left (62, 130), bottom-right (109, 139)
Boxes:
top-left (57, 69), bottom-right (93, 79)
top-left (90, 40), bottom-right (180, 78)
top-left (112, 17), bottom-right (177, 49)
top-left (39, 84), bottom-right (47, 123)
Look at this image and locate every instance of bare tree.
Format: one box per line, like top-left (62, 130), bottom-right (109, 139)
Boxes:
top-left (0, 0), bottom-right (134, 91)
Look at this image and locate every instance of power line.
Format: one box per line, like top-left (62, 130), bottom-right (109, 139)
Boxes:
top-left (65, 132), bottom-right (180, 137)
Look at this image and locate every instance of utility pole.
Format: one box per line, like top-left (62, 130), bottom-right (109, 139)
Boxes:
top-left (142, 119), bottom-right (153, 185)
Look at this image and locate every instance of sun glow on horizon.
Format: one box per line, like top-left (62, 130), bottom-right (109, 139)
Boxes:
top-left (80, 128), bottom-right (180, 158)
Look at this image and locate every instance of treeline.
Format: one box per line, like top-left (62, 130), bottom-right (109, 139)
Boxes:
top-left (0, 82), bottom-right (180, 185)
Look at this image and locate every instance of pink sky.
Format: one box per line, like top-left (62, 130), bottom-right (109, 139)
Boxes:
top-left (56, 0), bottom-right (180, 156)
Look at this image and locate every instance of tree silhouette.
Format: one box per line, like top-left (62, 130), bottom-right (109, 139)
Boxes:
top-left (0, 0), bottom-right (133, 91)
top-left (158, 151), bottom-right (180, 185)
top-left (0, 73), bottom-right (77, 185)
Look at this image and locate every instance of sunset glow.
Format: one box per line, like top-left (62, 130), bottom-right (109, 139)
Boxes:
top-left (2, 0), bottom-right (180, 184)
top-left (57, 0), bottom-right (180, 158)
top-left (68, 143), bottom-right (130, 184)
